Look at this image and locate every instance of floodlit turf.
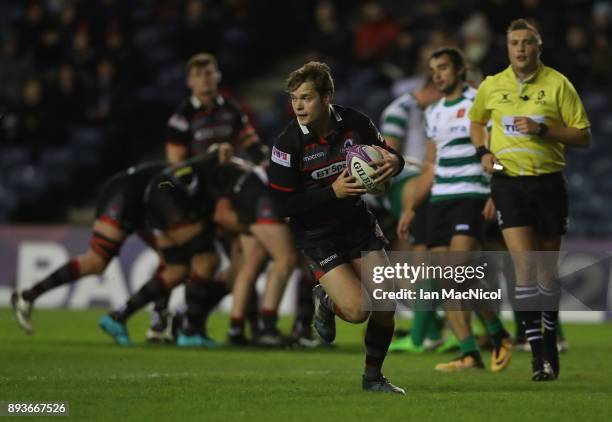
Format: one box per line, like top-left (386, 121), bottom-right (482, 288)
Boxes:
top-left (1, 309), bottom-right (611, 421)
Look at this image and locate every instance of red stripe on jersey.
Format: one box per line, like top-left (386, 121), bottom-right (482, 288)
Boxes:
top-left (98, 214), bottom-right (121, 228)
top-left (270, 183), bottom-right (295, 192)
top-left (313, 269), bottom-right (325, 281)
top-left (254, 218), bottom-right (283, 225)
top-left (239, 125), bottom-right (256, 137)
top-left (69, 258), bottom-right (81, 278)
top-left (167, 221), bottom-right (196, 230)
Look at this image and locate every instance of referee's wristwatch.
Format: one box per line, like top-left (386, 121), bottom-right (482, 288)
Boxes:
top-left (476, 145), bottom-right (491, 160)
top-left (537, 122), bottom-right (549, 137)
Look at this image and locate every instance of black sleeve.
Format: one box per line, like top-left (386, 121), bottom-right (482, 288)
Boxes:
top-left (165, 103), bottom-right (191, 148)
top-left (244, 142), bottom-right (269, 164)
top-left (360, 116), bottom-right (406, 177)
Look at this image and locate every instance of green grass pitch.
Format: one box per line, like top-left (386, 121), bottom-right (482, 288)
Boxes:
top-left (1, 308), bottom-right (611, 421)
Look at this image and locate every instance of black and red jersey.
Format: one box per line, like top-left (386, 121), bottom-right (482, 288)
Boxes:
top-left (268, 104), bottom-right (404, 239)
top-left (96, 161), bottom-right (167, 233)
top-left (165, 94), bottom-right (256, 158)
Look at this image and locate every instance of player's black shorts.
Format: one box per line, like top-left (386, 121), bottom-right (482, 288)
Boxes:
top-left (96, 174), bottom-right (143, 233)
top-left (231, 173), bottom-right (283, 225)
top-left (410, 194), bottom-right (430, 246)
top-left (427, 197), bottom-right (486, 248)
top-left (145, 174), bottom-right (211, 232)
top-left (298, 211), bottom-right (387, 280)
top-left (491, 172), bottom-right (568, 236)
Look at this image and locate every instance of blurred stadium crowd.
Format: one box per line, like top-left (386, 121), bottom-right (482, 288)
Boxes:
top-left (0, 0), bottom-right (611, 237)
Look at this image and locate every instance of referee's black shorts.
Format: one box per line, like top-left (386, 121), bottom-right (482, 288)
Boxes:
top-left (491, 172), bottom-right (568, 236)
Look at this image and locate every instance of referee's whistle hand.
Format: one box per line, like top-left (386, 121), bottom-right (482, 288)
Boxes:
top-left (481, 153), bottom-right (499, 174)
top-left (513, 117), bottom-right (539, 135)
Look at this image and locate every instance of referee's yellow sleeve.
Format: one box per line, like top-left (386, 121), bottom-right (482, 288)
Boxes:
top-left (468, 77), bottom-right (491, 123)
top-left (558, 78), bottom-right (590, 130)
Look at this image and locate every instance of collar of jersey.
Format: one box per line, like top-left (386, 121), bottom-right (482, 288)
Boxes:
top-left (298, 105), bottom-right (343, 135)
top-left (190, 94), bottom-right (224, 109)
top-left (503, 62), bottom-right (544, 85)
top-left (443, 95), bottom-right (464, 107)
top-left (442, 85), bottom-right (470, 107)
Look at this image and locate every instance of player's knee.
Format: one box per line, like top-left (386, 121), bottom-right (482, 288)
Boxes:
top-left (240, 259), bottom-right (264, 280)
top-left (275, 251), bottom-right (298, 274)
top-left (240, 264), bottom-right (260, 283)
top-left (285, 251), bottom-right (298, 269)
top-left (81, 250), bottom-right (110, 274)
top-left (161, 265), bottom-right (189, 285)
top-left (342, 307), bottom-right (370, 324)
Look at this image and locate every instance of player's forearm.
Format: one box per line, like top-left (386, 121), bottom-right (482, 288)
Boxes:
top-left (543, 126), bottom-right (591, 148)
top-left (470, 121), bottom-right (488, 148)
top-left (380, 143), bottom-right (405, 176)
top-left (411, 163), bottom-right (434, 210)
top-left (383, 135), bottom-right (402, 152)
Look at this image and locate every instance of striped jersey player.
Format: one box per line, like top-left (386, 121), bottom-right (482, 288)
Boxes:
top-left (425, 85), bottom-right (490, 204)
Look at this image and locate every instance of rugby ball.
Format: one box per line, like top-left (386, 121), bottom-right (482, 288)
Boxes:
top-left (345, 145), bottom-right (390, 196)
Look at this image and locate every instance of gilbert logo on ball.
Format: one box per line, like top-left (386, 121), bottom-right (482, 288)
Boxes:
top-left (345, 145), bottom-right (390, 196)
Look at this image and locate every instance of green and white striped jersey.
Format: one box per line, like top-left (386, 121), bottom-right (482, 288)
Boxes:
top-left (425, 86), bottom-right (490, 202)
top-left (380, 92), bottom-right (427, 166)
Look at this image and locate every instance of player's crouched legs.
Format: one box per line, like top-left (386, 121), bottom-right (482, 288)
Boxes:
top-left (99, 263), bottom-right (181, 346)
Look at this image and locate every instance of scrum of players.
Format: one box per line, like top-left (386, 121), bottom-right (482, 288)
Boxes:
top-left (12, 18), bottom-right (584, 391)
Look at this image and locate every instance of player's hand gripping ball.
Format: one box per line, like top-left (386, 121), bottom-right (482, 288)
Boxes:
top-left (345, 145), bottom-right (391, 196)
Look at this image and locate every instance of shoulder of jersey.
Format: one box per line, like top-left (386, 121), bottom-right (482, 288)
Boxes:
top-left (425, 98), bottom-right (444, 116)
top-left (222, 94), bottom-right (245, 112)
top-left (174, 98), bottom-right (193, 114)
top-left (463, 86), bottom-right (478, 101)
top-left (540, 65), bottom-right (569, 84)
top-left (276, 119), bottom-right (300, 144)
top-left (483, 70), bottom-right (506, 84)
top-left (384, 93), bottom-right (416, 113)
top-left (339, 105), bottom-right (372, 126)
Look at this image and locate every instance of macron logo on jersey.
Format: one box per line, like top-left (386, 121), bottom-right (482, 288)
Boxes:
top-left (272, 146), bottom-right (291, 167)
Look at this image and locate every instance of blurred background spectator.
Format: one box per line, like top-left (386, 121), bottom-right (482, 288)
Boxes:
top-left (0, 0), bottom-right (610, 237)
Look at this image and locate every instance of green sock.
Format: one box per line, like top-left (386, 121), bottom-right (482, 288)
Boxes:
top-left (425, 313), bottom-right (442, 341)
top-left (410, 279), bottom-right (439, 346)
top-left (484, 316), bottom-right (504, 337)
top-left (410, 311), bottom-right (434, 346)
top-left (459, 335), bottom-right (480, 356)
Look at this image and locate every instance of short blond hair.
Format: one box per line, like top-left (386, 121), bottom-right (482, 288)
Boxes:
top-left (507, 18), bottom-right (542, 46)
